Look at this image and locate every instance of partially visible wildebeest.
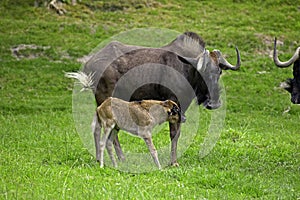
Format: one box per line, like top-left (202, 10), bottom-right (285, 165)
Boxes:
top-left (97, 97), bottom-right (181, 169)
top-left (66, 32), bottom-right (241, 166)
top-left (273, 38), bottom-right (300, 104)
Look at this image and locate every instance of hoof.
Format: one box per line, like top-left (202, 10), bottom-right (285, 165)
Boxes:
top-left (119, 156), bottom-right (126, 162)
top-left (99, 162), bottom-right (104, 168)
top-left (171, 162), bottom-right (179, 167)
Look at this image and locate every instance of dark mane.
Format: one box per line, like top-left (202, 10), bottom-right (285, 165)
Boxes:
top-left (183, 31), bottom-right (206, 48)
top-left (162, 32), bottom-right (205, 58)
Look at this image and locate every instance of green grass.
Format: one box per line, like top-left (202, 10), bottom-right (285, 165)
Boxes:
top-left (1, 0), bottom-right (299, 199)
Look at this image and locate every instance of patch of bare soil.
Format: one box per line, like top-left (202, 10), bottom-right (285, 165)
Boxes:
top-left (11, 44), bottom-right (51, 60)
top-left (254, 33), bottom-right (279, 58)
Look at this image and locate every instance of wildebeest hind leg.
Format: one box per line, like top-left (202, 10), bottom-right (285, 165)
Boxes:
top-left (92, 113), bottom-right (101, 162)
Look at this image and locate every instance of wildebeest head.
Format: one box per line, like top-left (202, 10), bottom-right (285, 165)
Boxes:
top-left (273, 38), bottom-right (300, 104)
top-left (183, 46), bottom-right (241, 109)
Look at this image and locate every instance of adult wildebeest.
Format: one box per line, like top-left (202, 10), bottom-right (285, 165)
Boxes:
top-left (66, 32), bottom-right (241, 166)
top-left (273, 38), bottom-right (300, 104)
top-left (97, 97), bottom-right (181, 169)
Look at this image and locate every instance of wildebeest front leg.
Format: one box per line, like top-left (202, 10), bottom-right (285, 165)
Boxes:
top-left (143, 136), bottom-right (161, 170)
top-left (169, 122), bottom-right (181, 167)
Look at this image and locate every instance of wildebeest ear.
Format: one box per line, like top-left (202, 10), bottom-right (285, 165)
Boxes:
top-left (280, 78), bottom-right (293, 93)
top-left (179, 50), bottom-right (209, 72)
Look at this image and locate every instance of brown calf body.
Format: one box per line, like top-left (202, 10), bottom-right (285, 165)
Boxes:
top-left (96, 97), bottom-right (180, 169)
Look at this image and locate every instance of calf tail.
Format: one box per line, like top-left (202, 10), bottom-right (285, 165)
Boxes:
top-left (65, 71), bottom-right (95, 92)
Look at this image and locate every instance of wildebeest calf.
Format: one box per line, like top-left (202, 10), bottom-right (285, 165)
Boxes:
top-left (96, 97), bottom-right (181, 169)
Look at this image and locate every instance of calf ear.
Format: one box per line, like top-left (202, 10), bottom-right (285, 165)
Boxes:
top-left (162, 100), bottom-right (173, 108)
top-left (163, 101), bottom-right (177, 112)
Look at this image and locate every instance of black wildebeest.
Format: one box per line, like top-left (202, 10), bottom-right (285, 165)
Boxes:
top-left (273, 38), bottom-right (300, 104)
top-left (66, 32), bottom-right (241, 166)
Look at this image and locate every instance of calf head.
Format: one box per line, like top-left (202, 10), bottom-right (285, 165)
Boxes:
top-left (273, 38), bottom-right (300, 104)
top-left (162, 100), bottom-right (181, 123)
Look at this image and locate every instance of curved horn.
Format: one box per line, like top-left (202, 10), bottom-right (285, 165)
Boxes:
top-left (273, 37), bottom-right (300, 68)
top-left (214, 47), bottom-right (241, 70)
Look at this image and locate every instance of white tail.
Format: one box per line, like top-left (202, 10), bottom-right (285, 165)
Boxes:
top-left (65, 71), bottom-right (95, 92)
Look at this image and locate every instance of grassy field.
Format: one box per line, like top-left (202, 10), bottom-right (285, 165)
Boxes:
top-left (1, 0), bottom-right (299, 199)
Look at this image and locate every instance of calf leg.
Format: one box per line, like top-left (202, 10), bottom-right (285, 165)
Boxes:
top-left (99, 126), bottom-right (113, 168)
top-left (169, 122), bottom-right (181, 167)
top-left (106, 132), bottom-right (117, 167)
top-left (112, 131), bottom-right (125, 161)
top-left (93, 114), bottom-right (124, 162)
top-left (143, 136), bottom-right (161, 170)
